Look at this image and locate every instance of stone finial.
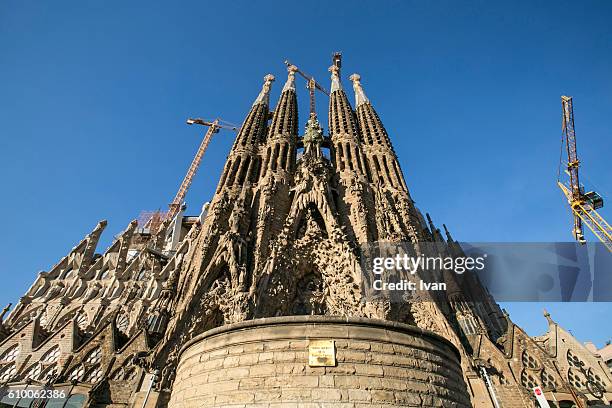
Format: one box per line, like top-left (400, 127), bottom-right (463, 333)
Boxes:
top-left (349, 73), bottom-right (369, 107)
top-left (329, 65), bottom-right (342, 94)
top-left (253, 74), bottom-right (275, 106)
top-left (443, 224), bottom-right (453, 242)
top-left (543, 308), bottom-right (555, 325)
top-left (425, 213), bottom-right (435, 231)
top-left (282, 65), bottom-right (297, 93)
top-left (0, 303), bottom-right (11, 321)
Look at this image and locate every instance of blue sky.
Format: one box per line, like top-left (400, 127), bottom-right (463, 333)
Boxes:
top-left (1, 1), bottom-right (611, 346)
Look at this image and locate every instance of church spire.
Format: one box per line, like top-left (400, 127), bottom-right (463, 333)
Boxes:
top-left (218, 74), bottom-right (274, 191)
top-left (282, 65), bottom-right (297, 93)
top-left (253, 74), bottom-right (275, 106)
top-left (329, 65), bottom-right (342, 94)
top-left (543, 308), bottom-right (556, 325)
top-left (426, 213), bottom-right (445, 243)
top-left (350, 73), bottom-right (407, 191)
top-left (328, 67), bottom-right (368, 178)
top-left (261, 66), bottom-right (299, 178)
top-left (349, 74), bottom-right (369, 107)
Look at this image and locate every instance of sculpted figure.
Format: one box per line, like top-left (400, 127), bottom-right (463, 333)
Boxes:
top-left (41, 281), bottom-right (65, 302)
top-left (82, 282), bottom-right (102, 302)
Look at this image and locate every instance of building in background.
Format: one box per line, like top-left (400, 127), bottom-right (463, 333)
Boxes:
top-left (585, 342), bottom-right (612, 373)
top-left (0, 59), bottom-right (610, 407)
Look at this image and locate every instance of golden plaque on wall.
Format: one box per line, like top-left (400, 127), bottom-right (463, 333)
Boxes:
top-left (308, 340), bottom-right (336, 367)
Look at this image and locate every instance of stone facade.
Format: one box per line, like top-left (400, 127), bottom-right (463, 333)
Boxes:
top-left (1, 59), bottom-right (611, 407)
top-left (170, 316), bottom-right (470, 408)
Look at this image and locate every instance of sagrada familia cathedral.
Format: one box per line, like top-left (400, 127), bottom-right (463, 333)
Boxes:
top-left (0, 60), bottom-right (610, 408)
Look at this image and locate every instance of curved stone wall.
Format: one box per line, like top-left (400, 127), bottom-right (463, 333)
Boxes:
top-left (169, 316), bottom-right (471, 408)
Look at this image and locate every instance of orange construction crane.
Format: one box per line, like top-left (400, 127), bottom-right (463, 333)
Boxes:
top-left (284, 59), bottom-right (329, 116)
top-left (557, 96), bottom-right (611, 251)
top-left (166, 118), bottom-right (238, 222)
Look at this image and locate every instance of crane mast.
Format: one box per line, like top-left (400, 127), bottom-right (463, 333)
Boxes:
top-left (284, 59), bottom-right (329, 117)
top-left (557, 96), bottom-right (612, 252)
top-left (166, 118), bottom-right (237, 222)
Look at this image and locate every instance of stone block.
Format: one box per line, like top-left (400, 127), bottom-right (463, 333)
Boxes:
top-left (311, 388), bottom-right (342, 401)
top-left (348, 389), bottom-right (372, 402)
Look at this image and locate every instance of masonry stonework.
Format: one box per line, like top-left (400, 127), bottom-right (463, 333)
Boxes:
top-left (169, 317), bottom-right (471, 408)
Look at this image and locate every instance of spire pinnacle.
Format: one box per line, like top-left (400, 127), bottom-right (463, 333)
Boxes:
top-left (426, 213), bottom-right (435, 232)
top-left (282, 65), bottom-right (297, 93)
top-left (349, 73), bottom-right (369, 107)
top-left (253, 74), bottom-right (275, 106)
top-left (0, 303), bottom-right (11, 321)
top-left (329, 65), bottom-right (342, 94)
top-left (443, 224), bottom-right (454, 242)
top-left (543, 308), bottom-right (556, 325)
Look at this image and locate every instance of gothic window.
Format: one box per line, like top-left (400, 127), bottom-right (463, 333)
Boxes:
top-left (237, 156), bottom-right (251, 185)
top-left (372, 156), bottom-right (383, 180)
top-left (227, 157), bottom-right (241, 185)
top-left (39, 364), bottom-right (59, 382)
top-left (218, 159), bottom-right (232, 190)
top-left (116, 313), bottom-right (129, 334)
top-left (457, 316), bottom-right (478, 335)
top-left (541, 370), bottom-right (557, 389)
top-left (111, 360), bottom-right (137, 382)
top-left (85, 365), bottom-right (103, 383)
top-left (271, 144), bottom-right (279, 172)
top-left (567, 350), bottom-right (585, 369)
top-left (76, 313), bottom-right (88, 330)
top-left (381, 156), bottom-right (393, 187)
top-left (67, 365), bottom-right (86, 381)
top-left (354, 147), bottom-right (364, 174)
top-left (250, 157), bottom-right (262, 181)
top-left (40, 346), bottom-right (61, 364)
top-left (586, 368), bottom-right (606, 397)
top-left (85, 347), bottom-right (102, 365)
top-left (111, 367), bottom-right (125, 380)
top-left (345, 143), bottom-right (354, 171)
top-left (124, 367), bottom-right (137, 381)
top-left (0, 345), bottom-right (20, 362)
top-left (336, 144), bottom-right (345, 171)
top-left (522, 350), bottom-right (541, 369)
top-left (25, 363), bottom-right (43, 380)
top-left (0, 363), bottom-right (17, 382)
top-left (279, 144), bottom-right (288, 171)
top-left (520, 369), bottom-right (539, 389)
top-left (567, 368), bottom-right (587, 390)
top-left (262, 147), bottom-right (271, 172)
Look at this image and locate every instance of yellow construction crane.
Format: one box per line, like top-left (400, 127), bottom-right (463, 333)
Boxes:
top-left (165, 117), bottom-right (238, 222)
top-left (557, 96), bottom-right (611, 251)
top-left (284, 59), bottom-right (329, 116)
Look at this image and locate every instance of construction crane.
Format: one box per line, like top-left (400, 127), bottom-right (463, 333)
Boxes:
top-left (165, 118), bottom-right (238, 222)
top-left (557, 96), bottom-right (611, 252)
top-left (284, 59), bottom-right (329, 116)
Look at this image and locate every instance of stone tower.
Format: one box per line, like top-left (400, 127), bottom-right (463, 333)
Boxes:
top-left (1, 60), bottom-right (611, 408)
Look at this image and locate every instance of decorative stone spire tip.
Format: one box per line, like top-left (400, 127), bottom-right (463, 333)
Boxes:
top-left (349, 73), bottom-right (369, 107)
top-left (253, 74), bottom-right (275, 106)
top-left (543, 308), bottom-right (555, 325)
top-left (282, 65), bottom-right (297, 93)
top-left (329, 65), bottom-right (342, 94)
